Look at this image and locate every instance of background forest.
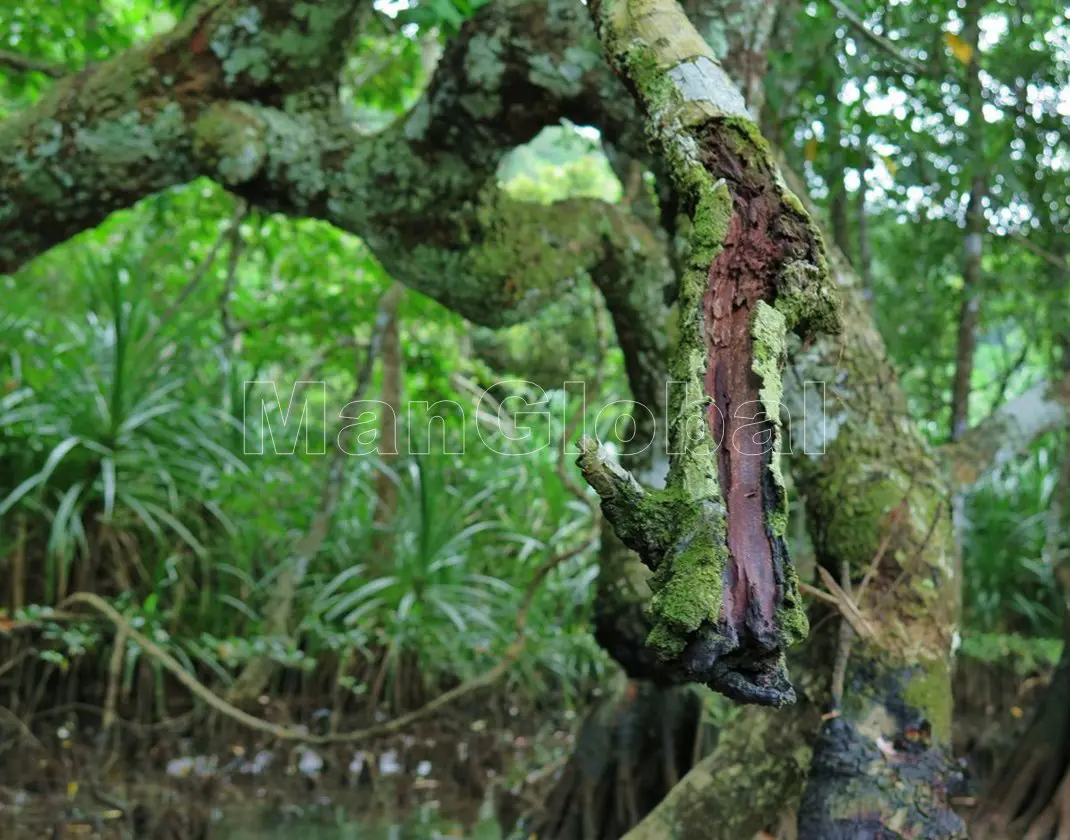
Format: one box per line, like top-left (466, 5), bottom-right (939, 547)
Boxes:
top-left (0, 0), bottom-right (1068, 838)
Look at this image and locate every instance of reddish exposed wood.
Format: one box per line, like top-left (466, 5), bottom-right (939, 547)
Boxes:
top-left (696, 124), bottom-right (812, 657)
top-left (705, 206), bottom-right (780, 637)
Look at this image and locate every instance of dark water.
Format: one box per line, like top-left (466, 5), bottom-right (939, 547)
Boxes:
top-left (220, 824), bottom-right (501, 840)
top-left (216, 802), bottom-right (504, 840)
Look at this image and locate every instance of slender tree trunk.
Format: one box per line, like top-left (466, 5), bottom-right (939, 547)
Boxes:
top-left (229, 286), bottom-right (403, 703)
top-left (826, 75), bottom-right (849, 257)
top-left (949, 0), bottom-right (986, 442)
top-left (857, 163), bottom-right (873, 292)
top-left (10, 513), bottom-right (26, 611)
top-left (371, 285), bottom-right (403, 565)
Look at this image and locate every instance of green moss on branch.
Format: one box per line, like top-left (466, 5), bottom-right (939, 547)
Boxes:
top-left (578, 0), bottom-right (838, 706)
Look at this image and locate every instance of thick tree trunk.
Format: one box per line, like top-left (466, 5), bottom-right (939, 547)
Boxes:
top-left (571, 0), bottom-right (962, 832)
top-left (626, 166), bottom-right (972, 836)
top-left (784, 170), bottom-right (967, 839)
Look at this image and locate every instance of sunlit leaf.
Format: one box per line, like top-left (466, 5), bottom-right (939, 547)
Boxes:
top-left (944, 32), bottom-right (974, 65)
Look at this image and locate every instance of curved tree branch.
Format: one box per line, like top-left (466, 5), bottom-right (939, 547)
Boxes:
top-left (944, 377), bottom-right (1070, 489)
top-left (0, 48), bottom-right (68, 78)
top-left (0, 0), bottom-right (653, 330)
top-left (576, 0), bottom-right (840, 707)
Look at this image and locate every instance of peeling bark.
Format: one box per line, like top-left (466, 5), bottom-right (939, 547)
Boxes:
top-left (678, 0), bottom-right (782, 114)
top-left (577, 0), bottom-right (839, 706)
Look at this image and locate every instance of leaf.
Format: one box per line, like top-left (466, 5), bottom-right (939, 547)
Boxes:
top-left (118, 491), bottom-right (164, 541)
top-left (881, 154), bottom-right (898, 177)
top-left (47, 482), bottom-right (86, 561)
top-left (804, 136), bottom-right (819, 161)
top-left (0, 436), bottom-right (82, 515)
top-left (219, 595), bottom-right (260, 622)
top-left (325, 576), bottom-right (399, 623)
top-left (100, 456), bottom-right (116, 521)
top-left (429, 594), bottom-right (468, 633)
top-left (0, 474), bottom-right (45, 517)
top-left (143, 501), bottom-right (208, 559)
top-left (944, 32), bottom-right (974, 65)
top-left (313, 564), bottom-right (368, 608)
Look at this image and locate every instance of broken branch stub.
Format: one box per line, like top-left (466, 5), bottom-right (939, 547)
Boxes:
top-left (581, 0), bottom-right (841, 706)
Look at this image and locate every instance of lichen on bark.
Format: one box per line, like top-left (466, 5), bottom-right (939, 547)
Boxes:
top-left (577, 0), bottom-right (839, 706)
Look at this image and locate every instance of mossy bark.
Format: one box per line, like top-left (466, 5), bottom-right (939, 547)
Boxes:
top-left (578, 0), bottom-right (839, 706)
top-left (623, 166), bottom-right (971, 840)
top-left (777, 166), bottom-right (966, 839)
top-left (1, 0), bottom-right (659, 333)
top-left (0, 0), bottom-right (363, 269)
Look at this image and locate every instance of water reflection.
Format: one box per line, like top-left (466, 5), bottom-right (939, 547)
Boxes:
top-left (217, 801), bottom-right (504, 840)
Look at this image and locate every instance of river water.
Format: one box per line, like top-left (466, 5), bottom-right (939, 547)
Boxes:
top-left (216, 801), bottom-right (506, 840)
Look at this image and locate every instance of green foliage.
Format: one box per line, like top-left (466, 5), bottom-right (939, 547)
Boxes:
top-left (964, 438), bottom-right (1067, 636)
top-left (396, 0), bottom-right (493, 36)
top-left (959, 631), bottom-right (1064, 676)
top-left (0, 175), bottom-right (613, 715)
top-left (769, 0), bottom-right (1070, 436)
top-left (500, 125), bottom-right (622, 205)
top-left (0, 253), bottom-right (241, 602)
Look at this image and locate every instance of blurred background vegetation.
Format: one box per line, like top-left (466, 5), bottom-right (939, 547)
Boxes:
top-left (0, 0), bottom-right (1068, 834)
